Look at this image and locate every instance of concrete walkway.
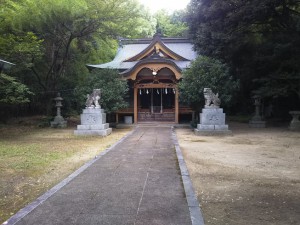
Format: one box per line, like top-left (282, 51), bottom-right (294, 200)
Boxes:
top-left (5, 126), bottom-right (203, 225)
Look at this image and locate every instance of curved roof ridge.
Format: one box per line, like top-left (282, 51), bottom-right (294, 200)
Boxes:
top-left (120, 37), bottom-right (192, 45)
top-left (86, 34), bottom-right (197, 71)
top-left (124, 34), bottom-right (188, 62)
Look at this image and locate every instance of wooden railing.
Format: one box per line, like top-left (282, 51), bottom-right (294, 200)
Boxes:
top-left (179, 106), bottom-right (194, 114)
top-left (117, 107), bottom-right (134, 113)
top-left (117, 107), bottom-right (193, 114)
top-left (138, 112), bottom-right (175, 122)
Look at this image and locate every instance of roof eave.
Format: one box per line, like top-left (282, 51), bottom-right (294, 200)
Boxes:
top-left (120, 58), bottom-right (182, 77)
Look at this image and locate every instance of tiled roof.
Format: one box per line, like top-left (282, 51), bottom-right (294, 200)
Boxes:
top-left (87, 36), bottom-right (197, 70)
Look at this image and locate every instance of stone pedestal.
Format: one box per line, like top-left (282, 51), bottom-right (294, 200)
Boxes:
top-left (249, 113), bottom-right (266, 128)
top-left (289, 111), bottom-right (300, 131)
top-left (194, 108), bottom-right (232, 135)
top-left (50, 116), bottom-right (67, 128)
top-left (74, 108), bottom-right (112, 136)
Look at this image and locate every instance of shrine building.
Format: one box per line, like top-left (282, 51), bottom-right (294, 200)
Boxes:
top-left (87, 34), bottom-right (197, 124)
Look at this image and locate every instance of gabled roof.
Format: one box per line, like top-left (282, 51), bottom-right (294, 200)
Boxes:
top-left (120, 53), bottom-right (183, 80)
top-left (87, 34), bottom-right (197, 71)
top-left (124, 34), bottom-right (189, 62)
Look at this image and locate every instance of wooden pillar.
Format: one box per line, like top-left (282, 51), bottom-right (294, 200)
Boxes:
top-left (151, 88), bottom-right (153, 114)
top-left (175, 86), bottom-right (179, 123)
top-left (134, 87), bottom-right (138, 124)
top-left (160, 88), bottom-right (163, 113)
top-left (116, 113), bottom-right (119, 124)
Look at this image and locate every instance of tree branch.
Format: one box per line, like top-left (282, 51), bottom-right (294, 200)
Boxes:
top-left (30, 66), bottom-right (47, 91)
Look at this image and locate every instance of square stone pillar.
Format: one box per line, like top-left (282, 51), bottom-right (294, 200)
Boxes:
top-left (74, 108), bottom-right (112, 136)
top-left (195, 108), bottom-right (232, 135)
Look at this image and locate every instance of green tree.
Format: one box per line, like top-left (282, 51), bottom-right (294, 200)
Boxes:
top-left (0, 0), bottom-right (152, 115)
top-left (2, 0), bottom-right (143, 92)
top-left (75, 69), bottom-right (128, 113)
top-left (187, 0), bottom-right (300, 110)
top-left (0, 73), bottom-right (33, 104)
top-left (134, 6), bottom-right (156, 37)
top-left (154, 9), bottom-right (188, 37)
top-left (179, 56), bottom-right (239, 109)
top-left (0, 32), bottom-right (43, 71)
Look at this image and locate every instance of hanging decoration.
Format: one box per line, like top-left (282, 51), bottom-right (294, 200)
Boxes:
top-left (165, 88), bottom-right (168, 94)
top-left (157, 89), bottom-right (159, 94)
top-left (139, 89), bottom-right (142, 95)
top-left (173, 88), bottom-right (176, 94)
top-left (146, 89), bottom-right (149, 94)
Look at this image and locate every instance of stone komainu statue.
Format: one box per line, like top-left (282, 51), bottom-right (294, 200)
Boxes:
top-left (86, 89), bottom-right (101, 108)
top-left (203, 88), bottom-right (221, 108)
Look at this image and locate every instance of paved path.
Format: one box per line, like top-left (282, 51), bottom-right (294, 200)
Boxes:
top-left (8, 126), bottom-right (200, 225)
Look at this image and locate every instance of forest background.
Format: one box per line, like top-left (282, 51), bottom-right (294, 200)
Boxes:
top-left (1, 0), bottom-right (299, 122)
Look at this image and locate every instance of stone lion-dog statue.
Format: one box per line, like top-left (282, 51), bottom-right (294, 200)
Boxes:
top-left (203, 88), bottom-right (221, 108)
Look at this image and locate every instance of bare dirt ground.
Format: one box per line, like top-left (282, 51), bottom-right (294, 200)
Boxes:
top-left (176, 122), bottom-right (300, 225)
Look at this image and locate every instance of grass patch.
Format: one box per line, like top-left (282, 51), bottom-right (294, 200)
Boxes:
top-left (0, 122), bottom-right (131, 223)
top-left (0, 143), bottom-right (63, 171)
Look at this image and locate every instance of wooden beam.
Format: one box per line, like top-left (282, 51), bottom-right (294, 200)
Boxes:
top-left (134, 87), bottom-right (138, 124)
top-left (135, 83), bottom-right (176, 89)
top-left (175, 86), bottom-right (179, 124)
top-left (116, 113), bottom-right (119, 124)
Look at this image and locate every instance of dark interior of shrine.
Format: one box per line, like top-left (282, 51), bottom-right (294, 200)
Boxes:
top-left (138, 88), bottom-right (175, 111)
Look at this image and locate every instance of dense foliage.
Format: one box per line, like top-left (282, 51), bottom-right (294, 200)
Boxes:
top-left (1, 0), bottom-right (298, 119)
top-left (0, 0), bottom-right (151, 116)
top-left (154, 10), bottom-right (188, 37)
top-left (1, 0), bottom-right (143, 90)
top-left (0, 0), bottom-right (189, 118)
top-left (74, 69), bottom-right (128, 113)
top-left (187, 0), bottom-right (300, 113)
top-left (179, 56), bottom-right (239, 110)
top-left (0, 73), bottom-right (33, 104)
